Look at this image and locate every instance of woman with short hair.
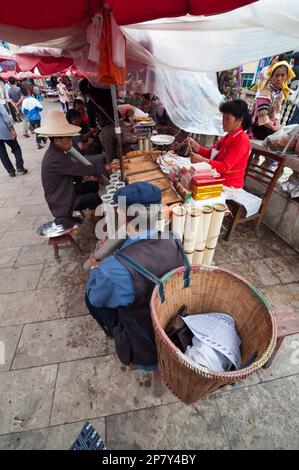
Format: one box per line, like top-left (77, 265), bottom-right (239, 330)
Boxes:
top-left (188, 99), bottom-right (251, 192)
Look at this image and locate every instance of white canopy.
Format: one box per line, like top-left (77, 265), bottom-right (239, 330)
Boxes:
top-left (123, 0), bottom-right (299, 72)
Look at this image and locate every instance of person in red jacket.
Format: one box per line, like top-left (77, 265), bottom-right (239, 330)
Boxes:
top-left (188, 99), bottom-right (251, 190)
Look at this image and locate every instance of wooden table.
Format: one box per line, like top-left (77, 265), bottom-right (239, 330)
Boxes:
top-left (124, 151), bottom-right (181, 206)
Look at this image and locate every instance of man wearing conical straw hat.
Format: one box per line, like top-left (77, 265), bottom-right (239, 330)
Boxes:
top-left (35, 110), bottom-right (108, 227)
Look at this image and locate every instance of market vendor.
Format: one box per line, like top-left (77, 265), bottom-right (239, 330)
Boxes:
top-left (251, 60), bottom-right (295, 140)
top-left (36, 110), bottom-right (106, 227)
top-left (85, 182), bottom-right (187, 369)
top-left (188, 99), bottom-right (251, 191)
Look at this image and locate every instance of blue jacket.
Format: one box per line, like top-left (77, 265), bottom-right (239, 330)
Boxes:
top-left (22, 96), bottom-right (43, 122)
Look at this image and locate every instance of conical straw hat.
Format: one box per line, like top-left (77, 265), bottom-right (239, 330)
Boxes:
top-left (34, 110), bottom-right (81, 137)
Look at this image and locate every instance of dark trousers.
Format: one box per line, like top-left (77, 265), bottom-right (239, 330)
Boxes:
top-left (251, 124), bottom-right (274, 140)
top-left (0, 139), bottom-right (24, 173)
top-left (30, 120), bottom-right (46, 145)
top-left (72, 182), bottom-right (101, 212)
top-left (85, 294), bottom-right (119, 337)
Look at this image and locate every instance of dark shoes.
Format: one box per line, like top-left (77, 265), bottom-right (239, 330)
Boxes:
top-left (9, 171), bottom-right (16, 177)
top-left (17, 168), bottom-right (28, 176)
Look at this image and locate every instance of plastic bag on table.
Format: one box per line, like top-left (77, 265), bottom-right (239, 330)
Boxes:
top-left (264, 125), bottom-right (299, 153)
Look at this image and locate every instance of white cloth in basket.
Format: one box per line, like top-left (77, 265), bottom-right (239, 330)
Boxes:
top-left (182, 312), bottom-right (242, 370)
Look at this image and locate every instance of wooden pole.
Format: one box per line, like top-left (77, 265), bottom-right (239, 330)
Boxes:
top-left (110, 84), bottom-right (126, 182)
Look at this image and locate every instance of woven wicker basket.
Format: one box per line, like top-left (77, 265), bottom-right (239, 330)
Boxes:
top-left (150, 265), bottom-right (277, 404)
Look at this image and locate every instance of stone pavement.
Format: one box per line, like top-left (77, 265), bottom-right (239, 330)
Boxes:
top-left (0, 102), bottom-right (298, 450)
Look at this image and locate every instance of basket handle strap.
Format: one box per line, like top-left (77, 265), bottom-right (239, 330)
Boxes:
top-left (114, 251), bottom-right (166, 303)
top-left (173, 234), bottom-right (191, 289)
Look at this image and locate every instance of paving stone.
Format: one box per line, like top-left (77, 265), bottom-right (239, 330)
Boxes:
top-left (264, 256), bottom-right (299, 284)
top-left (0, 287), bottom-right (69, 327)
top-left (213, 372), bottom-right (261, 395)
top-left (12, 316), bottom-right (106, 369)
top-left (0, 247), bottom-right (20, 268)
top-left (38, 261), bottom-right (88, 289)
top-left (0, 325), bottom-right (23, 371)
top-left (17, 204), bottom-right (52, 217)
top-left (66, 284), bottom-right (89, 318)
top-left (0, 207), bottom-right (21, 219)
top-left (45, 418), bottom-right (106, 450)
top-left (0, 264), bottom-right (44, 294)
top-left (0, 428), bottom-right (49, 450)
top-left (220, 259), bottom-right (281, 287)
top-left (0, 365), bottom-right (57, 435)
top-left (216, 375), bottom-right (299, 449)
top-left (0, 418), bottom-right (105, 450)
top-left (262, 283), bottom-right (299, 313)
top-left (258, 334), bottom-right (299, 382)
top-left (0, 215), bottom-right (37, 232)
top-left (51, 356), bottom-right (178, 426)
top-left (0, 229), bottom-right (45, 249)
top-left (106, 397), bottom-right (229, 450)
top-left (106, 337), bottom-right (116, 355)
top-left (15, 244), bottom-right (77, 267)
top-left (2, 195), bottom-right (44, 208)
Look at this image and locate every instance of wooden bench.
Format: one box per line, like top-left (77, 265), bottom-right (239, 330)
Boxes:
top-left (263, 307), bottom-right (299, 368)
top-left (224, 147), bottom-right (286, 240)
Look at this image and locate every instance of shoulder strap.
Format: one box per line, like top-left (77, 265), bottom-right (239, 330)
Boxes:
top-left (114, 233), bottom-right (191, 303)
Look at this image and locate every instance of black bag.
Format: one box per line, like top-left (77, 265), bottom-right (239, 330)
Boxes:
top-left (165, 305), bottom-right (193, 352)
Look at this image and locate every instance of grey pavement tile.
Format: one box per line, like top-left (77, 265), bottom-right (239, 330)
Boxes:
top-left (0, 207), bottom-right (21, 219)
top-left (0, 418), bottom-right (105, 450)
top-left (216, 375), bottom-right (299, 449)
top-left (220, 259), bottom-right (281, 287)
top-left (0, 229), bottom-right (45, 249)
top-left (258, 334), bottom-right (299, 382)
top-left (3, 195), bottom-right (47, 208)
top-left (51, 356), bottom-right (178, 426)
top-left (12, 316), bottom-right (106, 369)
top-left (0, 264), bottom-right (44, 294)
top-left (261, 283), bottom-right (299, 313)
top-left (38, 261), bottom-right (88, 289)
top-left (66, 284), bottom-right (89, 318)
top-left (0, 428), bottom-right (49, 450)
top-left (0, 325), bottom-right (23, 371)
top-left (17, 204), bottom-right (52, 217)
top-left (106, 397), bottom-right (229, 450)
top-left (264, 256), bottom-right (299, 284)
top-left (15, 243), bottom-right (77, 267)
top-left (213, 372), bottom-right (260, 395)
top-left (0, 365), bottom-right (57, 435)
top-left (0, 287), bottom-right (69, 327)
top-left (45, 418), bottom-right (106, 450)
top-left (106, 337), bottom-right (116, 355)
top-left (0, 215), bottom-right (37, 232)
top-left (0, 247), bottom-right (20, 268)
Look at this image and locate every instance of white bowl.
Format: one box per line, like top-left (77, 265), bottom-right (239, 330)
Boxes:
top-left (150, 134), bottom-right (175, 146)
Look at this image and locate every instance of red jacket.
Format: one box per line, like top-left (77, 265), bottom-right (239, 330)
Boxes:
top-left (198, 128), bottom-right (250, 188)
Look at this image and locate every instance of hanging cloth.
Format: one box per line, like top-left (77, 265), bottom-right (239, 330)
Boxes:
top-left (97, 4), bottom-right (126, 86)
